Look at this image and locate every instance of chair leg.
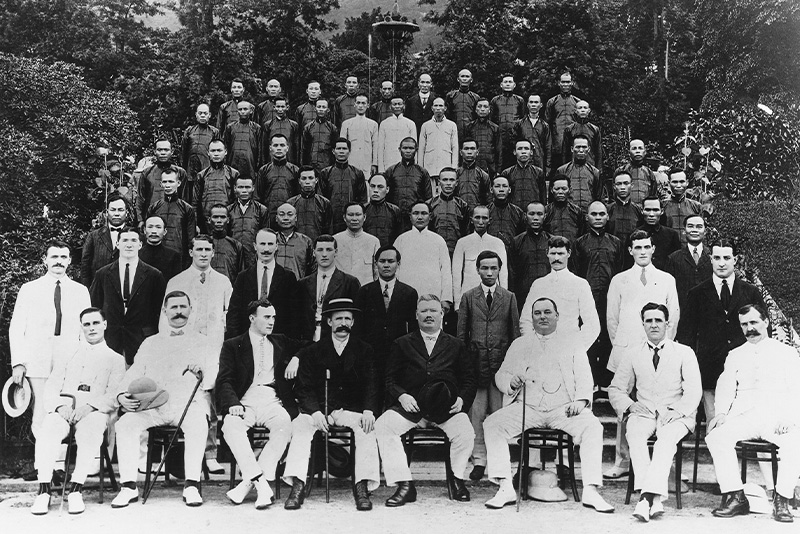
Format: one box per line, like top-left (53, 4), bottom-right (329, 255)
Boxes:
top-left (99, 442), bottom-right (105, 504)
top-left (145, 432), bottom-right (154, 491)
top-left (625, 467), bottom-right (634, 505)
top-left (202, 458), bottom-right (210, 481)
top-left (741, 445), bottom-right (748, 483)
top-left (676, 441), bottom-right (683, 510)
top-left (567, 438), bottom-right (578, 502)
top-left (692, 424), bottom-right (701, 492)
top-left (771, 448), bottom-right (779, 488)
top-left (229, 456), bottom-right (237, 490)
top-left (304, 434), bottom-right (317, 498)
top-left (520, 434), bottom-right (529, 501)
top-left (444, 441), bottom-right (453, 500)
top-left (557, 435), bottom-right (565, 491)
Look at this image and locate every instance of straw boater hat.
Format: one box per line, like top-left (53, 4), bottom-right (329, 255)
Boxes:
top-left (2, 377), bottom-right (32, 418)
top-left (322, 298), bottom-right (361, 315)
top-left (127, 377), bottom-right (169, 412)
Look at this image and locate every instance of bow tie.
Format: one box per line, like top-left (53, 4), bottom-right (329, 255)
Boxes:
top-left (425, 336), bottom-right (437, 342)
top-left (170, 330), bottom-right (184, 336)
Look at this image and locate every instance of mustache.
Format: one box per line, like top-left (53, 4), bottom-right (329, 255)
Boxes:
top-left (171, 313), bottom-right (188, 320)
top-left (334, 325), bottom-right (351, 333)
top-left (745, 330), bottom-right (760, 337)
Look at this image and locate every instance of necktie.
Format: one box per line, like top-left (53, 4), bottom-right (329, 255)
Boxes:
top-left (170, 330), bottom-right (184, 336)
top-left (640, 267), bottom-right (647, 286)
top-left (123, 263), bottom-right (131, 303)
top-left (200, 271), bottom-right (206, 284)
top-left (652, 346), bottom-right (660, 370)
top-left (425, 335), bottom-right (437, 342)
top-left (383, 284), bottom-right (390, 310)
top-left (54, 280), bottom-right (62, 336)
top-left (692, 247), bottom-right (700, 264)
top-left (260, 264), bottom-right (270, 299)
top-left (720, 279), bottom-right (731, 309)
top-left (486, 289), bottom-right (493, 308)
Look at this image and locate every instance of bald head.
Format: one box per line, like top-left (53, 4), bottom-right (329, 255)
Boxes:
top-left (275, 202), bottom-right (297, 230)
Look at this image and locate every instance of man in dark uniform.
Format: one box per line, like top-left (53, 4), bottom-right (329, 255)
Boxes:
top-left (490, 75), bottom-right (525, 171)
top-left (556, 134), bottom-right (603, 212)
top-left (288, 166), bottom-right (333, 243)
top-left (509, 202), bottom-right (551, 308)
top-left (194, 138), bottom-right (238, 234)
top-left (140, 215), bottom-right (182, 282)
top-left (636, 197), bottom-right (681, 271)
top-left (182, 103), bottom-right (219, 182)
top-left (302, 98), bottom-right (339, 173)
top-left (607, 169), bottom-right (643, 270)
top-left (256, 78), bottom-right (282, 127)
top-left (615, 139), bottom-right (657, 207)
top-left (545, 71), bottom-right (580, 171)
top-left (514, 94), bottom-right (551, 176)
top-left (455, 139), bottom-right (491, 215)
top-left (217, 78), bottom-right (246, 131)
top-left (362, 174), bottom-right (403, 247)
top-left (224, 100), bottom-right (262, 180)
top-left (445, 69), bottom-right (480, 144)
top-left (295, 80), bottom-right (321, 131)
top-left (228, 176), bottom-right (270, 270)
top-left (262, 97), bottom-right (300, 165)
top-left (501, 139), bottom-right (545, 212)
top-left (466, 98), bottom-right (501, 177)
top-left (208, 205), bottom-right (245, 284)
top-left (384, 137), bottom-right (432, 232)
top-left (369, 80), bottom-right (395, 125)
top-left (320, 138), bottom-right (368, 235)
top-left (255, 133), bottom-right (300, 222)
top-left (333, 75), bottom-right (360, 127)
top-left (137, 138), bottom-right (190, 222)
top-left (486, 176), bottom-right (525, 250)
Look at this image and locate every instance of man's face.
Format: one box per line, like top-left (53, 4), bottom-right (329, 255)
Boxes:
top-left (526, 203), bottom-right (545, 230)
top-left (390, 97), bottom-right (404, 116)
top-left (559, 74), bottom-right (573, 94)
top-left (155, 141), bottom-right (172, 163)
top-left (500, 76), bottom-right (515, 92)
top-left (345, 76), bottom-right (358, 95)
top-left (532, 300), bottom-right (559, 336)
top-left (551, 179), bottom-right (570, 202)
top-left (399, 140), bottom-right (417, 161)
top-left (458, 69), bottom-right (472, 87)
top-left (380, 82), bottom-right (394, 100)
top-left (629, 140), bottom-right (645, 162)
top-left (410, 203), bottom-right (430, 230)
top-left (270, 137), bottom-right (289, 160)
top-left (208, 141), bottom-right (227, 163)
top-left (684, 216), bottom-right (706, 245)
top-left (307, 83), bottom-right (321, 100)
top-left (236, 101), bottom-right (252, 120)
top-left (432, 98), bottom-right (445, 119)
top-left (475, 100), bottom-right (490, 118)
top-left (161, 173), bottom-right (179, 195)
top-left (515, 141), bottom-right (532, 163)
top-left (333, 141), bottom-right (350, 163)
top-left (254, 230), bottom-right (277, 264)
top-left (642, 309), bottom-right (668, 344)
top-left (210, 208), bottom-right (229, 232)
top-left (642, 199), bottom-right (662, 225)
top-left (81, 311), bottom-right (107, 345)
top-left (44, 246), bottom-right (71, 276)
top-left (572, 138), bottom-right (589, 162)
top-left (416, 299), bottom-right (443, 332)
top-left (477, 258), bottom-right (500, 287)
top-left (472, 207), bottom-right (490, 233)
top-left (165, 296), bottom-right (191, 328)
top-left (250, 305), bottom-right (276, 336)
top-left (369, 176), bottom-right (389, 202)
top-left (439, 171), bottom-right (457, 195)
top-left (315, 100), bottom-right (329, 119)
top-left (275, 203), bottom-right (297, 230)
top-left (299, 171), bottom-right (318, 193)
top-left (711, 245), bottom-right (736, 278)
top-left (195, 104), bottom-right (210, 125)
top-left (230, 81), bottom-right (244, 98)
top-left (274, 100), bottom-right (288, 118)
top-left (344, 204), bottom-right (365, 232)
top-left (190, 239), bottom-right (214, 269)
top-left (118, 230), bottom-right (142, 260)
top-left (235, 179), bottom-right (254, 201)
top-left (527, 95), bottom-right (542, 116)
top-left (614, 174), bottom-right (632, 200)
top-left (144, 217), bottom-right (167, 244)
top-left (669, 172), bottom-right (688, 197)
top-left (314, 240), bottom-right (337, 269)
top-left (266, 79), bottom-right (281, 97)
top-left (492, 178), bottom-right (510, 200)
top-left (375, 249), bottom-right (400, 280)
top-left (418, 74), bottom-right (432, 94)
top-left (327, 310), bottom-right (354, 335)
top-left (575, 101), bottom-right (590, 119)
top-left (586, 201), bottom-right (608, 230)
top-left (739, 308), bottom-right (768, 344)
top-left (461, 141), bottom-right (477, 163)
top-left (354, 96), bottom-right (369, 116)
top-left (107, 199), bottom-right (128, 227)
top-left (629, 238), bottom-right (654, 267)
top-left (547, 246), bottom-right (570, 271)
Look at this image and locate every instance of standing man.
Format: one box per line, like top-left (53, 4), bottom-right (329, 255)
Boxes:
top-left (490, 74), bottom-right (525, 170)
top-left (615, 139), bottom-right (657, 207)
top-left (363, 174), bottom-right (403, 247)
top-left (557, 135), bottom-right (602, 212)
top-left (637, 197), bottom-right (681, 271)
top-left (543, 174), bottom-right (585, 245)
top-left (81, 192), bottom-right (128, 286)
top-left (287, 166), bottom-right (332, 243)
top-left (137, 138), bottom-right (191, 222)
top-left (256, 78), bottom-right (282, 126)
top-left (455, 139), bottom-right (491, 215)
top-left (223, 100), bottom-right (262, 180)
top-left (607, 170), bottom-right (643, 269)
top-left (376, 294), bottom-right (476, 506)
top-left (217, 78), bottom-right (246, 131)
top-left (704, 304), bottom-right (800, 522)
top-left (509, 202), bottom-right (552, 308)
top-left (295, 80), bottom-right (321, 130)
top-left (10, 240), bottom-right (92, 441)
top-left (465, 98), bottom-right (501, 177)
top-left (370, 80), bottom-right (395, 125)
top-left (218, 298), bottom-right (308, 510)
top-left (333, 75), bottom-right (360, 127)
top-left (282, 298), bottom-right (380, 510)
top-left (545, 71), bottom-right (580, 171)
top-left (608, 303), bottom-right (701, 522)
top-left (333, 202), bottom-right (380, 285)
top-left (514, 94), bottom-right (551, 176)
top-left (262, 97), bottom-right (300, 165)
top-left (90, 227), bottom-right (166, 365)
top-left (483, 298), bottom-right (614, 512)
top-left (377, 97), bottom-right (417, 173)
top-left (341, 93), bottom-right (379, 177)
top-left (194, 138), bottom-right (238, 234)
top-left (405, 73), bottom-right (436, 136)
top-left (320, 138), bottom-right (368, 234)
top-left (662, 168), bottom-right (703, 244)
top-left (486, 176), bottom-right (525, 249)
top-left (561, 100), bottom-right (602, 171)
top-left (428, 168), bottom-right (469, 256)
top-left (182, 103), bottom-right (219, 182)
top-left (457, 251), bottom-right (519, 481)
top-left (207, 205), bottom-right (245, 284)
top-left (255, 133), bottom-right (300, 221)
top-left (452, 206), bottom-right (508, 309)
top-left (419, 97), bottom-right (459, 190)
top-left (666, 214), bottom-right (712, 309)
top-left (501, 139), bottom-right (545, 216)
top-left (140, 215), bottom-right (183, 282)
top-left (445, 69), bottom-right (481, 144)
top-left (227, 176), bottom-right (270, 270)
top-left (274, 202), bottom-right (314, 281)
top-left (384, 138), bottom-right (432, 232)
top-left (147, 169), bottom-right (197, 266)
top-left (302, 98), bottom-right (339, 173)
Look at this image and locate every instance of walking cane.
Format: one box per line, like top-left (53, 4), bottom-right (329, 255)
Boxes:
top-left (325, 368), bottom-right (330, 504)
top-left (142, 368), bottom-right (204, 504)
top-left (59, 393), bottom-right (77, 515)
top-left (516, 380), bottom-right (527, 512)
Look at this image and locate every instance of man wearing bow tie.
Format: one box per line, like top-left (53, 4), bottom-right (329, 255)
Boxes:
top-left (81, 192), bottom-right (128, 287)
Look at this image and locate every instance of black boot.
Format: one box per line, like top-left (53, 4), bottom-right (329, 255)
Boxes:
top-left (353, 480), bottom-right (372, 511)
top-left (773, 492), bottom-right (794, 523)
top-left (284, 479), bottom-right (305, 510)
top-left (385, 481), bottom-right (417, 507)
top-left (452, 477), bottom-right (470, 502)
top-left (712, 490), bottom-right (750, 518)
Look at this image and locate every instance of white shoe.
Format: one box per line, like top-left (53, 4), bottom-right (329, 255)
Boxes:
top-left (183, 486), bottom-right (203, 507)
top-left (254, 478), bottom-right (274, 510)
top-left (632, 499), bottom-right (650, 522)
top-left (603, 464), bottom-right (630, 479)
top-left (226, 479), bottom-right (253, 505)
top-left (31, 493), bottom-right (51, 515)
top-left (582, 489), bottom-right (615, 513)
top-left (205, 459), bottom-right (225, 475)
top-left (649, 499), bottom-right (664, 518)
top-left (112, 487), bottom-right (139, 508)
top-left (68, 492), bottom-right (86, 515)
top-left (485, 486), bottom-right (517, 509)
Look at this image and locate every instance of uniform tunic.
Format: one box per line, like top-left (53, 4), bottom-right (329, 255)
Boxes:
top-left (556, 161), bottom-right (602, 212)
top-left (224, 120), bottom-right (262, 179)
top-left (384, 160), bottom-right (432, 231)
top-left (333, 93), bottom-right (358, 127)
top-left (194, 163), bottom-right (238, 233)
top-left (227, 200), bottom-right (270, 269)
top-left (490, 93), bottom-right (525, 167)
top-left (182, 123), bottom-right (219, 179)
top-left (263, 116), bottom-right (300, 164)
top-left (369, 99), bottom-right (393, 125)
top-left (137, 163), bottom-right (190, 222)
top-left (147, 195), bottom-right (197, 265)
top-left (561, 118), bottom-right (603, 170)
top-left (544, 93), bottom-right (580, 159)
top-left (255, 158), bottom-right (300, 221)
top-left (295, 100), bottom-right (318, 130)
top-left (428, 193), bottom-right (469, 256)
top-left (465, 118), bottom-right (502, 176)
top-left (663, 195), bottom-right (702, 245)
top-left (320, 162), bottom-right (368, 234)
top-left (275, 230), bottom-right (313, 280)
top-left (486, 200), bottom-right (525, 248)
top-left (211, 233), bottom-right (245, 284)
top-left (445, 88), bottom-right (480, 141)
top-left (509, 229), bottom-right (552, 302)
top-left (287, 193), bottom-right (332, 243)
top-left (543, 200), bottom-right (585, 244)
top-left (513, 116), bottom-right (552, 174)
top-left (455, 162), bottom-right (491, 215)
top-left (333, 230), bottom-right (380, 285)
top-left (216, 99), bottom-right (241, 131)
top-left (302, 118), bottom-right (339, 173)
top-left (362, 199), bottom-right (403, 247)
top-left (501, 162), bottom-right (545, 211)
top-left (616, 161), bottom-right (657, 206)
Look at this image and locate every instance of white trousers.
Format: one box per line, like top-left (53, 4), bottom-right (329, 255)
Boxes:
top-left (375, 410), bottom-right (474, 487)
top-left (469, 384), bottom-right (504, 466)
top-left (29, 377), bottom-right (47, 439)
top-left (35, 411), bottom-right (108, 484)
top-left (626, 415), bottom-right (690, 496)
top-left (484, 403), bottom-right (604, 486)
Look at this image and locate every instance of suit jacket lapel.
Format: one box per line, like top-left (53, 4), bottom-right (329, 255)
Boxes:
top-left (409, 331), bottom-right (429, 360)
top-left (129, 264), bottom-right (148, 299)
top-left (101, 227), bottom-right (114, 252)
top-left (111, 261), bottom-right (123, 297)
top-left (325, 269), bottom-right (343, 300)
top-left (242, 334), bottom-right (255, 381)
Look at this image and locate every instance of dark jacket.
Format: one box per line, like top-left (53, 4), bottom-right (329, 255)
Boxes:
top-left (666, 245), bottom-right (713, 310)
top-left (226, 263), bottom-right (299, 338)
top-left (297, 269), bottom-right (361, 340)
top-left (636, 223), bottom-right (681, 271)
top-left (405, 92), bottom-right (436, 135)
top-left (80, 226), bottom-right (118, 287)
top-left (139, 242), bottom-right (183, 283)
top-left (354, 279), bottom-right (418, 356)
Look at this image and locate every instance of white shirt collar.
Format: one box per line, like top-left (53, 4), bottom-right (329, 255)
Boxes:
top-left (480, 283), bottom-right (496, 296)
top-left (332, 335), bottom-right (349, 355)
top-left (713, 274), bottom-right (735, 292)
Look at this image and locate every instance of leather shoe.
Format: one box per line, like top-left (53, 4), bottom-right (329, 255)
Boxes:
top-left (649, 499), bottom-right (664, 518)
top-left (452, 477), bottom-right (470, 502)
top-left (602, 465), bottom-right (629, 479)
top-left (284, 479), bottom-right (305, 510)
top-left (632, 498), bottom-right (650, 522)
top-left (353, 480), bottom-right (372, 511)
top-left (111, 487), bottom-right (139, 508)
top-left (485, 486), bottom-right (516, 509)
top-left (773, 492), bottom-right (794, 523)
top-left (469, 465), bottom-right (485, 481)
top-left (712, 490), bottom-right (750, 518)
top-left (385, 481), bottom-right (416, 507)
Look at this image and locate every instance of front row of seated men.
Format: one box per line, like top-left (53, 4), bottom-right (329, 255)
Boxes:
top-left (30, 288), bottom-right (800, 523)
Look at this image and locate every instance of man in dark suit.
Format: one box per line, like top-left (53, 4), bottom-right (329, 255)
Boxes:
top-left (405, 73), bottom-right (436, 135)
top-left (297, 234), bottom-right (360, 340)
top-left (226, 228), bottom-right (298, 339)
top-left (89, 227), bottom-right (166, 364)
top-left (217, 298), bottom-right (309, 510)
top-left (282, 298), bottom-right (380, 511)
top-left (666, 214), bottom-right (712, 309)
top-left (80, 192), bottom-right (127, 287)
top-left (139, 215), bottom-right (183, 282)
top-left (375, 294), bottom-right (477, 507)
top-left (676, 238), bottom-right (767, 419)
top-left (637, 197), bottom-right (681, 270)
top-left (354, 245), bottom-right (418, 410)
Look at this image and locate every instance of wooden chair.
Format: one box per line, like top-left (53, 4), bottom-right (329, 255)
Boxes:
top-left (625, 431), bottom-right (691, 509)
top-left (519, 428), bottom-right (579, 502)
top-left (402, 427), bottom-right (455, 500)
